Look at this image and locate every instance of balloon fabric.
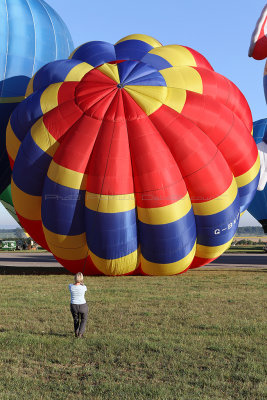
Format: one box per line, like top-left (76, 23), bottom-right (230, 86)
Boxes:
top-left (249, 4), bottom-right (267, 60)
top-left (248, 4), bottom-right (267, 104)
top-left (0, 185), bottom-right (19, 223)
top-left (248, 119), bottom-right (267, 233)
top-left (7, 34), bottom-right (259, 275)
top-left (0, 0), bottom-right (73, 198)
top-left (248, 8), bottom-right (267, 232)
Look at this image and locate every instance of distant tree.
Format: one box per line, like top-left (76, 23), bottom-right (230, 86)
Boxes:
top-left (236, 226), bottom-right (265, 236)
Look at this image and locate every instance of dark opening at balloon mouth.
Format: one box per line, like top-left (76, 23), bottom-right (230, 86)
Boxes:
top-left (117, 83), bottom-right (124, 89)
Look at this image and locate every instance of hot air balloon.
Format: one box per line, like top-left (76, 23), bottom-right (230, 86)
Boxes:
top-left (248, 119), bottom-right (267, 232)
top-left (0, 0), bottom-right (74, 218)
top-left (0, 185), bottom-right (19, 223)
top-left (7, 34), bottom-right (259, 276)
top-left (247, 7), bottom-right (267, 232)
top-left (249, 5), bottom-right (267, 60)
top-left (249, 4), bottom-right (267, 103)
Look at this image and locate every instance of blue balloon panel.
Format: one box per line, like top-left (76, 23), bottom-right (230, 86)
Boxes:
top-left (248, 118), bottom-right (267, 232)
top-left (0, 0), bottom-right (74, 195)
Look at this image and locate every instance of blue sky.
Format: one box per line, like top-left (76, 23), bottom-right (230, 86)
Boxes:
top-left (1, 0), bottom-right (266, 227)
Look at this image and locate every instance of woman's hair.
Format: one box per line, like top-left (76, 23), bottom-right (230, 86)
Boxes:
top-left (74, 272), bottom-right (84, 284)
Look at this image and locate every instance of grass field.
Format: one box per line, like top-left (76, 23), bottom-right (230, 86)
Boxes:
top-left (0, 270), bottom-right (266, 400)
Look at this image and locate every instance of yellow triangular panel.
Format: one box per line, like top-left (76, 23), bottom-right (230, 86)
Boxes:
top-left (125, 85), bottom-right (167, 115)
top-left (160, 66), bottom-right (203, 93)
top-left (164, 88), bottom-right (186, 113)
top-left (65, 63), bottom-right (94, 82)
top-left (149, 45), bottom-right (197, 67)
top-left (40, 83), bottom-right (62, 114)
top-left (116, 34), bottom-right (162, 48)
top-left (97, 63), bottom-right (120, 83)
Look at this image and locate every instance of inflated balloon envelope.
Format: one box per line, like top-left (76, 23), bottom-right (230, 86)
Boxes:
top-left (249, 4), bottom-right (267, 61)
top-left (7, 34), bottom-right (260, 275)
top-left (248, 119), bottom-right (267, 233)
top-left (247, 6), bottom-right (267, 234)
top-left (248, 4), bottom-right (267, 103)
top-left (0, 0), bottom-right (73, 215)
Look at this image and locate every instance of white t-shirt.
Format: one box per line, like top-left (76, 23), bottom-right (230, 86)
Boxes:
top-left (69, 284), bottom-right (87, 305)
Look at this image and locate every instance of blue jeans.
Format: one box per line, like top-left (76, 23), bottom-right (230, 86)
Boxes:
top-left (70, 303), bottom-right (88, 335)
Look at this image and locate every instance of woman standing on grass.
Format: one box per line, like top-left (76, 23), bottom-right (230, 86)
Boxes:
top-left (69, 272), bottom-right (88, 338)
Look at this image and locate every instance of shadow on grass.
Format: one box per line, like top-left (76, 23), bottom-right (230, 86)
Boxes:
top-left (0, 266), bottom-right (72, 275)
top-left (0, 255), bottom-right (56, 263)
top-left (1, 266), bottom-right (266, 276)
top-left (212, 254), bottom-right (267, 265)
top-left (191, 268), bottom-right (267, 273)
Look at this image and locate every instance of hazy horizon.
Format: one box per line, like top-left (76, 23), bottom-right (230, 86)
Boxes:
top-left (0, 202), bottom-right (262, 229)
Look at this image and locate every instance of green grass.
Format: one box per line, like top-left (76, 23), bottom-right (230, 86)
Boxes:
top-left (0, 271), bottom-right (266, 400)
top-left (226, 247), bottom-right (266, 253)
